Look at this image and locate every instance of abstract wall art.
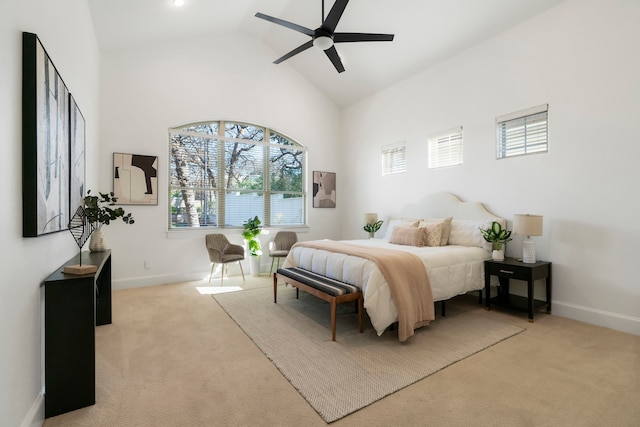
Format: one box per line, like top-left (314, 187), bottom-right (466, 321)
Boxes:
top-left (312, 171), bottom-right (336, 208)
top-left (69, 94), bottom-right (85, 214)
top-left (22, 32), bottom-right (70, 236)
top-left (113, 153), bottom-right (158, 205)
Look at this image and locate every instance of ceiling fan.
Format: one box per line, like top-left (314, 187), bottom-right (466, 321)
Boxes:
top-left (255, 0), bottom-right (394, 73)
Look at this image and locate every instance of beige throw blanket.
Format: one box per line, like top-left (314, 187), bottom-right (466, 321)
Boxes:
top-left (292, 240), bottom-right (435, 342)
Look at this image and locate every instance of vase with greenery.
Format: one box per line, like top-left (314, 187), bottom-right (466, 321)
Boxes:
top-left (84, 190), bottom-right (134, 251)
top-left (363, 220), bottom-right (384, 238)
top-left (479, 221), bottom-right (511, 260)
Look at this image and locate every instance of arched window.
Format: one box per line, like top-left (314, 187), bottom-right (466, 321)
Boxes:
top-left (169, 121), bottom-right (306, 229)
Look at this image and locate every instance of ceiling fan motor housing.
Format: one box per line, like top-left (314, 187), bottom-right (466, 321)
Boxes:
top-left (313, 28), bottom-right (334, 50)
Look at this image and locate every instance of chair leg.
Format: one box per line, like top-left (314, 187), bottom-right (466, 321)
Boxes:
top-left (238, 261), bottom-right (246, 282)
top-left (209, 263), bottom-right (216, 284)
top-left (220, 264), bottom-right (225, 287)
top-left (270, 257), bottom-right (275, 274)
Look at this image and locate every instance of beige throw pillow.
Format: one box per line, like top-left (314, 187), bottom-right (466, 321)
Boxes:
top-left (419, 217), bottom-right (453, 246)
top-left (389, 226), bottom-right (427, 247)
top-left (419, 222), bottom-right (444, 247)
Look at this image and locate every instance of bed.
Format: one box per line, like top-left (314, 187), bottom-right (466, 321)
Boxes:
top-left (282, 192), bottom-right (505, 341)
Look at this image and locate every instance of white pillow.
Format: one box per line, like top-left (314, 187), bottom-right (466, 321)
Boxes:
top-left (448, 219), bottom-right (494, 250)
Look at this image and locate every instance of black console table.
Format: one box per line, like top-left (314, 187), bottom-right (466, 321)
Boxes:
top-left (43, 250), bottom-right (112, 418)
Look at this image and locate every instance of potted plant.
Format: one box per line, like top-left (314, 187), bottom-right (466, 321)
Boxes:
top-left (363, 220), bottom-right (384, 238)
top-left (479, 221), bottom-right (512, 261)
top-left (242, 216), bottom-right (262, 276)
top-left (84, 190), bottom-right (134, 252)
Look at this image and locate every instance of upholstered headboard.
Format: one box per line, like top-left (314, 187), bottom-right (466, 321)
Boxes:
top-left (399, 192), bottom-right (503, 222)
top-left (382, 192), bottom-right (505, 248)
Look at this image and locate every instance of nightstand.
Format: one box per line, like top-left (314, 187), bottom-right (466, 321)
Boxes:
top-left (484, 257), bottom-right (552, 322)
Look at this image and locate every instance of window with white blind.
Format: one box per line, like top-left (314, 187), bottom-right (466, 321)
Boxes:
top-left (169, 121), bottom-right (306, 229)
top-left (382, 142), bottom-right (407, 176)
top-left (428, 127), bottom-right (463, 168)
top-left (496, 104), bottom-right (548, 159)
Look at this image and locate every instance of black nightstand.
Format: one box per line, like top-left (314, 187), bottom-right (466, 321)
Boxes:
top-left (484, 257), bottom-right (552, 322)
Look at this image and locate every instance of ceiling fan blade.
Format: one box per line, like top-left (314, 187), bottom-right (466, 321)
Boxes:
top-left (324, 46), bottom-right (345, 73)
top-left (323, 0), bottom-right (349, 33)
top-left (334, 33), bottom-right (395, 43)
top-left (273, 40), bottom-right (314, 64)
top-left (255, 12), bottom-right (314, 36)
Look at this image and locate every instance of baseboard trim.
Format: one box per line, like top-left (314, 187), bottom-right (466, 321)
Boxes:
top-left (112, 271), bottom-right (209, 290)
top-left (553, 301), bottom-right (640, 336)
top-left (113, 262), bottom-right (271, 290)
top-left (20, 390), bottom-right (43, 427)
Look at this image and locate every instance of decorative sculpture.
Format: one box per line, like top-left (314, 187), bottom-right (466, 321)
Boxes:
top-left (63, 206), bottom-right (98, 275)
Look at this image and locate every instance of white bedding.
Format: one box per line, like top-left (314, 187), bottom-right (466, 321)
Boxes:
top-left (282, 238), bottom-right (491, 336)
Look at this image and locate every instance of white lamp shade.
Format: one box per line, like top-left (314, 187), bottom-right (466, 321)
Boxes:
top-left (514, 214), bottom-right (543, 263)
top-left (364, 213), bottom-right (378, 224)
top-left (513, 214), bottom-right (543, 236)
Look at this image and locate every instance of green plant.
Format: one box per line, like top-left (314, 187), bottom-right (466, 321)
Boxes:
top-left (84, 190), bottom-right (134, 227)
top-left (363, 220), bottom-right (384, 237)
top-left (479, 221), bottom-right (512, 250)
top-left (242, 215), bottom-right (262, 256)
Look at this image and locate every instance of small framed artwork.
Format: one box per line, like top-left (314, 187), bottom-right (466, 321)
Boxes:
top-left (313, 171), bottom-right (336, 208)
top-left (22, 32), bottom-right (70, 236)
top-left (113, 153), bottom-right (158, 205)
top-left (69, 94), bottom-right (85, 214)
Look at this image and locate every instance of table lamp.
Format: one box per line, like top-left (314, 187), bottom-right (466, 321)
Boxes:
top-left (513, 214), bottom-right (543, 263)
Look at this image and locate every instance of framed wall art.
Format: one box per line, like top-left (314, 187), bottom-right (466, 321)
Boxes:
top-left (312, 171), bottom-right (336, 208)
top-left (22, 32), bottom-right (70, 237)
top-left (113, 153), bottom-right (158, 205)
top-left (69, 94), bottom-right (85, 214)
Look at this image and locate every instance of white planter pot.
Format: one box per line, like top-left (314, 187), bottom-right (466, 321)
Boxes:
top-left (491, 249), bottom-right (504, 261)
top-left (89, 228), bottom-right (107, 252)
top-left (249, 255), bottom-right (260, 276)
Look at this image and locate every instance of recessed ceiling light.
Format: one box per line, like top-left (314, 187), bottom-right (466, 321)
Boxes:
top-left (174, 0), bottom-right (185, 6)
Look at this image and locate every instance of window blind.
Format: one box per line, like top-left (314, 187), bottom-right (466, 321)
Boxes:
top-left (497, 104), bottom-right (548, 159)
top-left (382, 142), bottom-right (406, 175)
top-left (428, 126), bottom-right (463, 168)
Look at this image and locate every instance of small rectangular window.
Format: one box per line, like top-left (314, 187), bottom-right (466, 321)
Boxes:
top-left (382, 142), bottom-right (406, 176)
top-left (428, 126), bottom-right (463, 168)
top-left (497, 104), bottom-right (548, 159)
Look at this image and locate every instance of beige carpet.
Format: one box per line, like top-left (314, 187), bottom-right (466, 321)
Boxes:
top-left (42, 276), bottom-right (640, 426)
top-left (213, 285), bottom-right (524, 423)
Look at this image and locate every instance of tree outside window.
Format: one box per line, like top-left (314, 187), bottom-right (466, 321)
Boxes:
top-left (169, 121), bottom-right (306, 229)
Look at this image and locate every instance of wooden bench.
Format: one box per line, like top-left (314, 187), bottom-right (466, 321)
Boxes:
top-left (274, 267), bottom-right (364, 341)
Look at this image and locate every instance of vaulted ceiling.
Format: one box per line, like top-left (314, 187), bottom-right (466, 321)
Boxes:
top-left (87, 0), bottom-right (566, 108)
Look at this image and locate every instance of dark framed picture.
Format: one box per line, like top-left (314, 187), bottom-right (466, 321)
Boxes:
top-left (313, 171), bottom-right (336, 208)
top-left (69, 94), bottom-right (85, 214)
top-left (22, 32), bottom-right (70, 236)
top-left (113, 153), bottom-right (158, 205)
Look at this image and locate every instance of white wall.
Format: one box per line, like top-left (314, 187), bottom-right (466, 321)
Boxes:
top-left (97, 34), bottom-right (342, 289)
top-left (341, 0), bottom-right (640, 335)
top-left (0, 1), bottom-right (100, 426)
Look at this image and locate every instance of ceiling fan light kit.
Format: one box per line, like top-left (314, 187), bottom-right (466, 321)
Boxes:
top-left (256, 0), bottom-right (394, 73)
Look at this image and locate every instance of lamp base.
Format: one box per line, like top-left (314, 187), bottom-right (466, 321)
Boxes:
top-left (522, 238), bottom-right (536, 263)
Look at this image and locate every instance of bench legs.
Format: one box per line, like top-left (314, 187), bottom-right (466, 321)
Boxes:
top-left (274, 272), bottom-right (363, 341)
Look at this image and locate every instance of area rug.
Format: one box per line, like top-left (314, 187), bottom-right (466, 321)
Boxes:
top-left (213, 285), bottom-right (524, 423)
